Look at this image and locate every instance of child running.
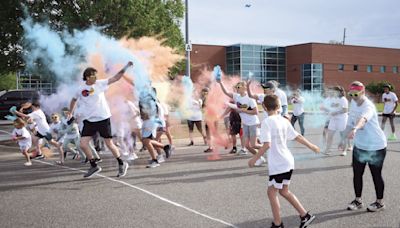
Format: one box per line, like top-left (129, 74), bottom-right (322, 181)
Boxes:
top-left (248, 94), bottom-right (320, 228)
top-left (69, 62), bottom-right (133, 178)
top-left (12, 118), bottom-right (32, 166)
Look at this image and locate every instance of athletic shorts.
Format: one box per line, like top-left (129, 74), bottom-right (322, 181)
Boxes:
top-left (81, 118), bottom-right (112, 138)
top-left (382, 113), bottom-right (395, 118)
top-left (35, 132), bottom-right (53, 141)
top-left (230, 123), bottom-right (241, 135)
top-left (268, 169), bottom-right (293, 189)
top-left (242, 124), bottom-right (257, 138)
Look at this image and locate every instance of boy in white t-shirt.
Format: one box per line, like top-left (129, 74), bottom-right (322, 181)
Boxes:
top-left (381, 84), bottom-right (398, 140)
top-left (69, 62), bottom-right (133, 178)
top-left (248, 94), bottom-right (320, 228)
top-left (12, 118), bottom-right (32, 166)
top-left (15, 101), bottom-right (64, 161)
top-left (289, 89), bottom-right (305, 136)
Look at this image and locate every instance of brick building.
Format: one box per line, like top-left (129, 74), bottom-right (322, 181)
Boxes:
top-left (190, 43), bottom-right (400, 95)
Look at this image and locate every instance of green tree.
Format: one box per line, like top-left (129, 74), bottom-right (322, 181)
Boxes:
top-left (0, 72), bottom-right (17, 91)
top-left (0, 0), bottom-right (185, 76)
top-left (365, 81), bottom-right (395, 95)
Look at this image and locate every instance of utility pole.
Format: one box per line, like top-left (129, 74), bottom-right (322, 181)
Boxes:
top-left (342, 28), bottom-right (346, 45)
top-left (185, 0), bottom-right (191, 78)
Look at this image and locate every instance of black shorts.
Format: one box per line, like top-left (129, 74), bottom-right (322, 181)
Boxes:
top-left (382, 113), bottom-right (395, 118)
top-left (81, 118), bottom-right (112, 138)
top-left (142, 135), bottom-right (155, 140)
top-left (269, 170), bottom-right (293, 182)
top-left (230, 123), bottom-right (241, 135)
top-left (35, 132), bottom-right (53, 141)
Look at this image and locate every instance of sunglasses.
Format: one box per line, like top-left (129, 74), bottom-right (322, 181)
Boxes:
top-left (348, 91), bottom-right (362, 97)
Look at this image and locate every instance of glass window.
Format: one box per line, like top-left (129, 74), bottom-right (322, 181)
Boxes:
top-left (313, 70), bottom-right (322, 76)
top-left (338, 64), bottom-right (344, 71)
top-left (241, 45), bottom-right (253, 51)
top-left (313, 77), bottom-right (322, 83)
top-left (266, 66), bottom-right (277, 71)
top-left (353, 65), bottom-right (358, 72)
top-left (367, 65), bottom-right (373, 73)
top-left (242, 58), bottom-right (253, 64)
top-left (392, 66), bottom-right (398, 73)
top-left (266, 53), bottom-right (277, 58)
top-left (303, 84), bottom-right (311, 90)
top-left (312, 64), bottom-right (322, 70)
top-left (234, 65), bottom-right (240, 71)
top-left (303, 77), bottom-right (311, 84)
top-left (303, 70), bottom-right (311, 77)
top-left (303, 64), bottom-right (311, 70)
top-left (380, 66), bottom-right (386, 73)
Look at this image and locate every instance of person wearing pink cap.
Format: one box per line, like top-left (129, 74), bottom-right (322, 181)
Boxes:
top-left (346, 81), bottom-right (387, 212)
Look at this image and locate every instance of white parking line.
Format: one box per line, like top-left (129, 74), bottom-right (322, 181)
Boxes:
top-left (34, 159), bottom-right (239, 228)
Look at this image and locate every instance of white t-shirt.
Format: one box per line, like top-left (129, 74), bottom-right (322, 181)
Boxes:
top-left (61, 117), bottom-right (80, 139)
top-left (348, 99), bottom-right (387, 151)
top-left (328, 97), bottom-right (349, 131)
top-left (275, 88), bottom-right (288, 106)
top-left (50, 121), bottom-right (63, 140)
top-left (28, 109), bottom-right (50, 135)
top-left (74, 79), bottom-right (111, 122)
top-left (126, 100), bottom-right (143, 130)
top-left (382, 92), bottom-right (398, 114)
top-left (233, 93), bottom-right (259, 126)
top-left (188, 98), bottom-right (203, 121)
top-left (291, 96), bottom-right (305, 116)
top-left (12, 127), bottom-right (32, 149)
top-left (260, 115), bottom-right (299, 175)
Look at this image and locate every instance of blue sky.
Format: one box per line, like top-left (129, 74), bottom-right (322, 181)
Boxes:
top-left (181, 0), bottom-right (400, 48)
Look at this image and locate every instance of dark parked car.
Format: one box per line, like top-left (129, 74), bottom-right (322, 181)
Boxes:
top-left (0, 89), bottom-right (40, 119)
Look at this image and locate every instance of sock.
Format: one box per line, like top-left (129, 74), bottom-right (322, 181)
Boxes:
top-left (233, 146), bottom-right (237, 149)
top-left (116, 157), bottom-right (123, 165)
top-left (153, 159), bottom-right (158, 163)
top-left (90, 159), bottom-right (97, 167)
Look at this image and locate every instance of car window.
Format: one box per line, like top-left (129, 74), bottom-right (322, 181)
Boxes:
top-left (1, 91), bottom-right (21, 101)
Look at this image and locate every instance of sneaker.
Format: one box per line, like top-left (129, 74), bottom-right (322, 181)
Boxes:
top-left (94, 158), bottom-right (103, 163)
top-left (347, 146), bottom-right (353, 151)
top-left (229, 148), bottom-right (237, 154)
top-left (322, 150), bottom-right (331, 155)
top-left (164, 145), bottom-right (171, 158)
top-left (388, 133), bottom-right (397, 141)
top-left (254, 156), bottom-right (266, 167)
top-left (33, 154), bottom-right (45, 160)
top-left (238, 149), bottom-right (248, 155)
top-left (127, 153), bottom-right (139, 161)
top-left (187, 141), bottom-right (194, 146)
top-left (367, 201), bottom-right (385, 212)
top-left (117, 161), bottom-right (129, 177)
top-left (157, 155), bottom-right (165, 163)
top-left (340, 151), bottom-right (347, 156)
top-left (146, 160), bottom-right (160, 168)
top-left (299, 212), bottom-right (315, 228)
top-left (347, 199), bottom-right (363, 210)
top-left (24, 161), bottom-right (32, 166)
top-left (83, 166), bottom-right (102, 178)
top-left (271, 222), bottom-right (284, 228)
top-left (204, 147), bottom-right (213, 153)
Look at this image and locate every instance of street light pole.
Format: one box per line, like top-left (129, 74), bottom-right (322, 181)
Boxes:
top-left (185, 0), bottom-right (191, 78)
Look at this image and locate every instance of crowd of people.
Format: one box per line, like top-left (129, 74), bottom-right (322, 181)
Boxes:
top-left (8, 64), bottom-right (398, 227)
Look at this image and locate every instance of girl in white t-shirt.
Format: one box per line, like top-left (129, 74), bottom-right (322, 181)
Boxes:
top-left (218, 80), bottom-right (261, 159)
top-left (12, 118), bottom-right (32, 166)
top-left (323, 86), bottom-right (349, 155)
top-left (289, 89), bottom-right (305, 136)
top-left (248, 94), bottom-right (320, 228)
top-left (381, 85), bottom-right (398, 140)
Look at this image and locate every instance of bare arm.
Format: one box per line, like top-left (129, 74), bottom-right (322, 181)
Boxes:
top-left (295, 135), bottom-right (320, 153)
top-left (69, 98), bottom-right (78, 118)
top-left (239, 105), bottom-right (258, 115)
top-left (108, 61), bottom-right (134, 85)
top-left (217, 81), bottom-right (233, 98)
top-left (246, 80), bottom-right (258, 100)
top-left (348, 116), bottom-right (368, 139)
top-left (392, 101), bottom-right (398, 114)
top-left (122, 74), bottom-right (134, 86)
